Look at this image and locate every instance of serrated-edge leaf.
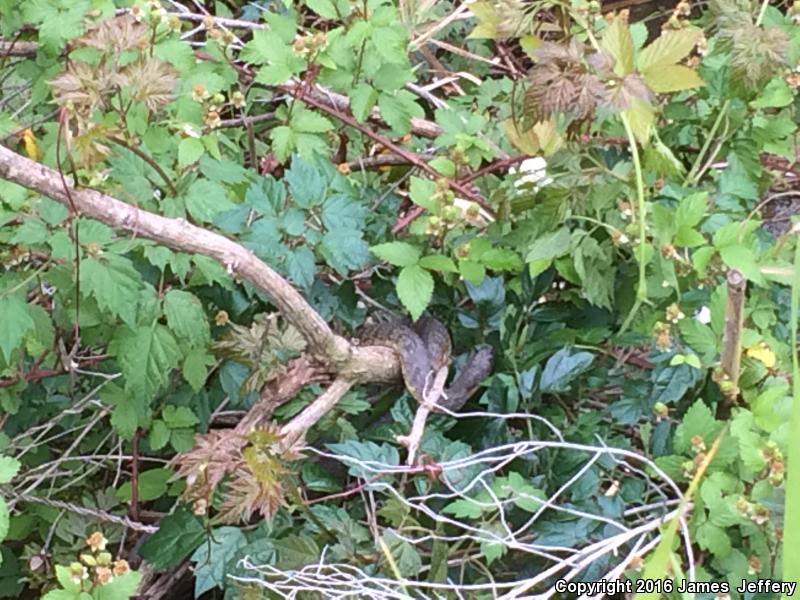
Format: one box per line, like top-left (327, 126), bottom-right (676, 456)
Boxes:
top-left (371, 242), bottom-right (420, 267)
top-left (418, 254), bottom-right (457, 272)
top-left (397, 265), bottom-right (434, 321)
top-left (601, 17), bottom-right (634, 75)
top-left (643, 64), bottom-right (705, 93)
top-left (637, 27), bottom-right (701, 72)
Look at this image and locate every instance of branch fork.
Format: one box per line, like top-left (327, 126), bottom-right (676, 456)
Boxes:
top-left (0, 145), bottom-right (402, 448)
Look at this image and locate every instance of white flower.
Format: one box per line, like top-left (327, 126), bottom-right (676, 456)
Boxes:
top-left (453, 197), bottom-right (494, 226)
top-left (509, 157), bottom-right (552, 190)
top-left (694, 306), bottom-right (712, 325)
top-left (181, 124), bottom-right (202, 138)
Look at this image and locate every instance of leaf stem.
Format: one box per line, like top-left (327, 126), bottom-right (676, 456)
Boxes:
top-left (618, 111), bottom-right (648, 335)
top-left (683, 99), bottom-right (730, 187)
top-left (755, 0), bottom-right (770, 26)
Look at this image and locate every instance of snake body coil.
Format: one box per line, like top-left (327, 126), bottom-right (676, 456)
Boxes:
top-left (359, 315), bottom-right (494, 411)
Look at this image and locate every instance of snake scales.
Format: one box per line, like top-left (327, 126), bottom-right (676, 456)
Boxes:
top-left (359, 315), bottom-right (494, 411)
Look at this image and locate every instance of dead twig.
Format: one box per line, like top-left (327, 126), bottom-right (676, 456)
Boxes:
top-left (720, 269), bottom-right (746, 398)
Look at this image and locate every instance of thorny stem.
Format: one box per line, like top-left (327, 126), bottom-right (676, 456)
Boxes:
top-left (618, 111), bottom-right (648, 335)
top-left (108, 136), bottom-right (178, 196)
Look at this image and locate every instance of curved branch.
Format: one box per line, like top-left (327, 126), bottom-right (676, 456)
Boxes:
top-left (278, 377), bottom-right (354, 450)
top-left (0, 144), bottom-right (349, 365)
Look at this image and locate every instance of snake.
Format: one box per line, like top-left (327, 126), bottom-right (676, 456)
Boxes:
top-left (359, 315), bottom-right (494, 411)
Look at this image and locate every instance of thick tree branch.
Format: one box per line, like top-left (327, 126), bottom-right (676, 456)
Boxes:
top-left (0, 40), bottom-right (38, 57)
top-left (0, 145), bottom-right (399, 390)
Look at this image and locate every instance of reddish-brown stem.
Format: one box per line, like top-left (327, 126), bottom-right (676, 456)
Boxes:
top-left (130, 429), bottom-right (141, 523)
top-left (285, 86), bottom-right (493, 214)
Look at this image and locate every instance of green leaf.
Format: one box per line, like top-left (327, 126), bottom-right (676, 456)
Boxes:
top-left (350, 83), bottom-right (378, 123)
top-left (291, 105), bottom-right (334, 133)
top-left (162, 406), bottom-right (199, 429)
top-left (10, 219), bottom-right (47, 245)
top-left (643, 64), bottom-right (704, 93)
top-left (92, 571), bottom-right (142, 600)
top-left (42, 589), bottom-right (82, 600)
top-left (80, 255), bottom-right (142, 326)
top-left (274, 534), bottom-right (320, 570)
top-left (674, 400), bottom-right (719, 453)
top-left (191, 527), bottom-right (248, 596)
top-left (270, 126), bottom-right (294, 162)
top-left (185, 179), bottom-right (236, 224)
top-left (526, 227), bottom-right (571, 276)
top-left (696, 521), bottom-right (731, 557)
top-left (468, 1), bottom-right (502, 39)
top-left (382, 530), bottom-right (422, 577)
top-left (409, 177), bottom-right (438, 213)
top-left (111, 325), bottom-right (181, 399)
top-left (371, 242), bottom-right (420, 267)
top-left (319, 230), bottom-right (371, 275)
top-left (264, 11), bottom-right (298, 42)
top-left (601, 16), bottom-right (634, 75)
top-left (116, 468), bottom-right (172, 502)
top-left (183, 348), bottom-right (213, 392)
top-left (751, 77), bottom-right (793, 108)
top-left (419, 254), bottom-right (458, 273)
top-left (751, 382), bottom-right (790, 432)
top-left (164, 290), bottom-right (210, 347)
top-left (177, 137), bottom-right (204, 167)
top-left (442, 498), bottom-right (484, 519)
top-left (321, 195), bottom-right (367, 230)
top-left (138, 506), bottom-right (205, 570)
top-left (327, 441), bottom-right (399, 479)
top-left (675, 226), bottom-right (705, 247)
top-left (458, 259), bottom-right (486, 285)
top-left (429, 157), bottom-right (456, 177)
top-left (719, 246), bottom-right (763, 285)
top-left (0, 295), bottom-right (34, 362)
top-left (397, 265), bottom-right (434, 321)
top-left (480, 249), bottom-right (523, 272)
top-left (245, 29), bottom-right (304, 84)
top-left (675, 192), bottom-right (708, 229)
top-left (286, 247), bottom-right (316, 290)
top-left (540, 348), bottom-right (594, 393)
top-left (0, 497), bottom-right (8, 544)
top-left (377, 90), bottom-right (423, 135)
top-left (286, 156), bottom-right (326, 208)
top-left (306, 0), bottom-right (340, 18)
top-left (154, 38), bottom-right (196, 70)
top-left (110, 398), bottom-right (138, 441)
top-left (679, 319), bottom-right (718, 358)
top-left (624, 99), bottom-right (655, 146)
top-left (644, 134), bottom-right (685, 178)
top-left (0, 456), bottom-right (21, 484)
top-left (652, 363), bottom-right (699, 405)
top-left (637, 27), bottom-right (701, 72)
top-left (502, 472), bottom-right (546, 512)
top-left (199, 156), bottom-right (250, 184)
top-left (574, 236), bottom-right (614, 309)
top-left (54, 564), bottom-right (81, 593)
